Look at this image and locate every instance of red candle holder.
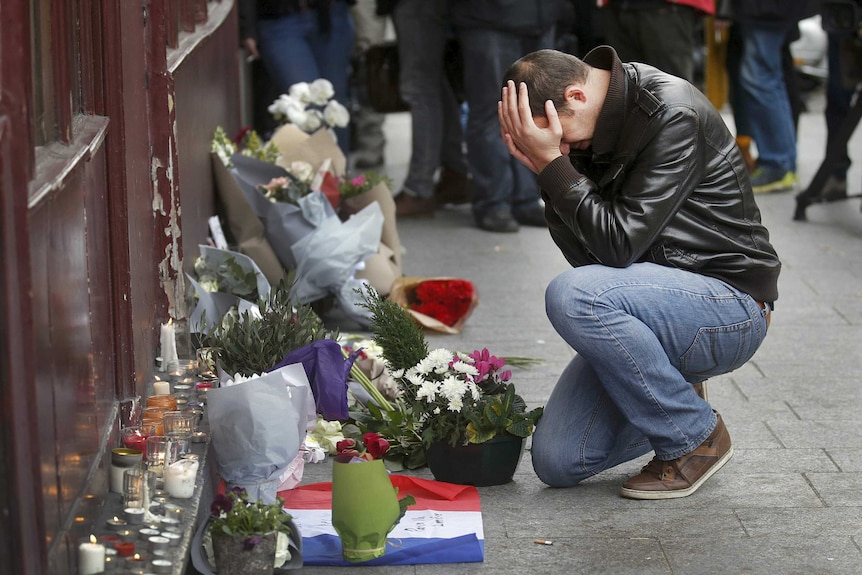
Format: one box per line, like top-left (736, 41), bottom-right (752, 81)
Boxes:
top-left (114, 541), bottom-right (136, 557)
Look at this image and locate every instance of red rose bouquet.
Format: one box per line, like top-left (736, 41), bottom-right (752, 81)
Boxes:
top-left (389, 277), bottom-right (478, 334)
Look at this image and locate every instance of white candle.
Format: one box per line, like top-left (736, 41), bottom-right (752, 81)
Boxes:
top-left (152, 380), bottom-right (170, 395)
top-left (160, 321), bottom-right (178, 367)
top-left (164, 459), bottom-right (199, 498)
top-left (78, 535), bottom-right (105, 575)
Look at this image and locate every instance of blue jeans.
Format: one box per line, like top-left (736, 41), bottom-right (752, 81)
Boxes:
top-left (394, 0), bottom-right (467, 199)
top-left (737, 21), bottom-right (797, 173)
top-left (457, 27), bottom-right (554, 217)
top-left (257, 2), bottom-right (355, 154)
top-left (532, 263), bottom-right (769, 487)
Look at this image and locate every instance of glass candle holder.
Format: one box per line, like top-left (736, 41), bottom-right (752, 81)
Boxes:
top-left (162, 411), bottom-right (196, 454)
top-left (145, 436), bottom-right (180, 479)
top-left (110, 448), bottom-right (142, 494)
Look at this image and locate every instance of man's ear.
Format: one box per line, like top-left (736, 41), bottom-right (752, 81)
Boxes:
top-left (564, 85), bottom-right (586, 105)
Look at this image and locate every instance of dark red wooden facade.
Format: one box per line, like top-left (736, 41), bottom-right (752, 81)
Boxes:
top-left (0, 1), bottom-right (241, 573)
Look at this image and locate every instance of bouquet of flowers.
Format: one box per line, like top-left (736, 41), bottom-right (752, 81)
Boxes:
top-left (389, 277), bottom-right (478, 334)
top-left (348, 287), bottom-right (542, 470)
top-left (268, 79), bottom-right (350, 134)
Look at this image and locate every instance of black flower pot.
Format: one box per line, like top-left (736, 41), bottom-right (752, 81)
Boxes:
top-left (425, 434), bottom-right (525, 486)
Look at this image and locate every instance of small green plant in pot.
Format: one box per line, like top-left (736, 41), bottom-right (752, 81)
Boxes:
top-left (208, 487), bottom-right (293, 575)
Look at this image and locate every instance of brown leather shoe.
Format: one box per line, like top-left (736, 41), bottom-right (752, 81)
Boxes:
top-left (620, 412), bottom-right (732, 500)
top-left (395, 192), bottom-right (435, 218)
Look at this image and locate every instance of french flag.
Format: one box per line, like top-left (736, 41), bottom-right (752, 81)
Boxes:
top-left (280, 475), bottom-right (484, 566)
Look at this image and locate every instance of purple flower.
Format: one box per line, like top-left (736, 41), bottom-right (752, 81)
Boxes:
top-left (210, 493), bottom-right (232, 517)
top-left (244, 535), bottom-right (263, 550)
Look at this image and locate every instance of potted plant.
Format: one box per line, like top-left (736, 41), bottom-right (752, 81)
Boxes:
top-left (206, 487), bottom-right (298, 575)
top-left (353, 287), bottom-right (543, 485)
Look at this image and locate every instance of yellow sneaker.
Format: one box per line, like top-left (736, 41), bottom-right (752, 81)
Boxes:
top-left (751, 168), bottom-right (797, 194)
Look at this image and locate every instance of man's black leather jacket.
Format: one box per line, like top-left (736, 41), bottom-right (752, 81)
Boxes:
top-left (536, 46), bottom-right (780, 304)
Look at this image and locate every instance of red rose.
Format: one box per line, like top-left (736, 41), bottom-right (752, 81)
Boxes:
top-left (362, 432), bottom-right (390, 460)
top-left (336, 438), bottom-right (357, 454)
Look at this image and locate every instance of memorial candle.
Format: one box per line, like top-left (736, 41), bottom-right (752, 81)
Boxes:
top-left (78, 535), bottom-right (105, 575)
top-left (160, 320), bottom-right (178, 367)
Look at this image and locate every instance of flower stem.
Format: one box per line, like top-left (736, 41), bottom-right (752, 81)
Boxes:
top-left (343, 348), bottom-right (395, 412)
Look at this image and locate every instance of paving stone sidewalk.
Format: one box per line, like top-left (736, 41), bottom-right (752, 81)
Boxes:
top-left (295, 89), bottom-right (862, 574)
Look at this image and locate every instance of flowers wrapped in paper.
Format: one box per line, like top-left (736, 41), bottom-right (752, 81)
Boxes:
top-left (188, 245), bottom-right (272, 334)
top-left (330, 435), bottom-right (415, 562)
top-left (389, 277), bottom-right (479, 334)
top-left (207, 363), bottom-right (314, 504)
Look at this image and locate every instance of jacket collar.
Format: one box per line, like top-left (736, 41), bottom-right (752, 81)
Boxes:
top-left (583, 45), bottom-right (627, 157)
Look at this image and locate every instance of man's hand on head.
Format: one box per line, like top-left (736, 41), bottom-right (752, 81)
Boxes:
top-left (498, 80), bottom-right (564, 174)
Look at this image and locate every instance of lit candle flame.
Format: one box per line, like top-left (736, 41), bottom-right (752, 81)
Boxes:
top-left (133, 553), bottom-right (141, 560)
top-left (89, 534), bottom-right (97, 544)
top-left (112, 516), bottom-right (120, 522)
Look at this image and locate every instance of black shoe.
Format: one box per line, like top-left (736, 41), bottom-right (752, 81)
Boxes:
top-left (435, 167), bottom-right (471, 205)
top-left (513, 203), bottom-right (547, 227)
top-left (476, 210), bottom-right (519, 233)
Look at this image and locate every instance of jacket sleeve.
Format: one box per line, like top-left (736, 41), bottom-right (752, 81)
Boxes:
top-left (537, 104), bottom-right (706, 268)
top-left (238, 0), bottom-right (258, 42)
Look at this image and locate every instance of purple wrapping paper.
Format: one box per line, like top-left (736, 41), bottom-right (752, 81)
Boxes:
top-left (271, 339), bottom-right (356, 421)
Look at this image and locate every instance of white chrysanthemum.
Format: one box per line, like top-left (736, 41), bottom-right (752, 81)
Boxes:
top-left (414, 356), bottom-right (435, 375)
top-left (432, 407), bottom-right (441, 415)
top-left (323, 99), bottom-right (350, 128)
top-left (288, 82), bottom-right (312, 103)
top-left (451, 361), bottom-right (479, 377)
top-left (427, 348), bottom-right (454, 373)
top-left (440, 374), bottom-right (468, 403)
top-left (289, 161), bottom-right (315, 183)
top-left (308, 78), bottom-right (335, 105)
top-left (390, 368), bottom-right (405, 379)
top-left (467, 381), bottom-right (481, 401)
top-left (406, 371), bottom-right (426, 388)
top-left (415, 380), bottom-right (439, 402)
top-left (446, 395), bottom-right (464, 413)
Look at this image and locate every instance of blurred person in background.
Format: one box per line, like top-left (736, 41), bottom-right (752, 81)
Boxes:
top-left (596, 0), bottom-right (715, 83)
top-left (391, 0), bottom-right (471, 218)
top-left (240, 0), bottom-right (356, 155)
top-left (451, 0), bottom-right (565, 232)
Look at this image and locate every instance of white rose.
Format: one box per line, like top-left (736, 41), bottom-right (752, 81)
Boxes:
top-left (308, 78), bottom-right (335, 105)
top-left (323, 99), bottom-right (350, 128)
top-left (289, 161), bottom-right (315, 183)
top-left (288, 82), bottom-right (312, 103)
top-left (298, 110), bottom-right (323, 133)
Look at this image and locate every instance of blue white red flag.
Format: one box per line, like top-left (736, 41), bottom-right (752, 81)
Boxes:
top-left (280, 475), bottom-right (484, 566)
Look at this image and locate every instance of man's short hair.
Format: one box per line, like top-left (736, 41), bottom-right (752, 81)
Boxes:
top-left (504, 49), bottom-right (591, 117)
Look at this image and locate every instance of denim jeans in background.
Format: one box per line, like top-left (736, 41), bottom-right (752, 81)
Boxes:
top-left (394, 0), bottom-right (467, 199)
top-left (458, 27), bottom-right (554, 217)
top-left (737, 20), bottom-right (797, 174)
top-left (531, 263), bottom-right (769, 487)
top-left (256, 2), bottom-right (355, 154)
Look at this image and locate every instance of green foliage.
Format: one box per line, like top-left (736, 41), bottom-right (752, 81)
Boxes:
top-left (357, 285), bottom-right (428, 376)
top-left (346, 403), bottom-right (426, 471)
top-left (193, 254), bottom-right (260, 301)
top-left (240, 129), bottom-right (281, 164)
top-left (463, 383), bottom-right (543, 444)
top-left (210, 488), bottom-right (292, 540)
top-left (202, 278), bottom-right (333, 377)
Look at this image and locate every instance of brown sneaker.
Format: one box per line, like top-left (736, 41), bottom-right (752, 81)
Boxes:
top-left (620, 412), bottom-right (732, 500)
top-left (394, 192), bottom-right (435, 218)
